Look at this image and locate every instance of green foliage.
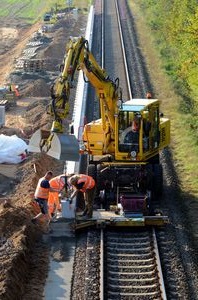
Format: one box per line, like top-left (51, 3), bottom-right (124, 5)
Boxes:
top-left (137, 0), bottom-right (198, 115)
top-left (0, 0), bottom-right (90, 22)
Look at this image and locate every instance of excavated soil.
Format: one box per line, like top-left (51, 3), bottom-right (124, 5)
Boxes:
top-left (0, 10), bottom-right (88, 300)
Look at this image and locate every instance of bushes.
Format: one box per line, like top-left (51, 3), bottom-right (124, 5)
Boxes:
top-left (137, 0), bottom-right (198, 115)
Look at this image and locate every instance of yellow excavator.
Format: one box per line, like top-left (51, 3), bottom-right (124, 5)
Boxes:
top-left (29, 36), bottom-right (170, 223)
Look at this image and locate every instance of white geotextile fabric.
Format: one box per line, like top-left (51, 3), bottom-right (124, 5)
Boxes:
top-left (0, 134), bottom-right (28, 164)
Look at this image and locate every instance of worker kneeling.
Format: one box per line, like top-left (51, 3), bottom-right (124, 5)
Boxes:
top-left (68, 174), bottom-right (96, 219)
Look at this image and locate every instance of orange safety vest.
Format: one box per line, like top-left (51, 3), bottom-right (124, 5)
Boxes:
top-left (13, 85), bottom-right (20, 97)
top-left (48, 174), bottom-right (66, 214)
top-left (77, 174), bottom-right (95, 193)
top-left (50, 174), bottom-right (66, 190)
top-left (34, 177), bottom-right (50, 200)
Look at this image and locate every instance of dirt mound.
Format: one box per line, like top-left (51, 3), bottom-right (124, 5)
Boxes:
top-left (0, 206), bottom-right (43, 300)
top-left (0, 87), bottom-right (64, 300)
top-left (12, 153), bottom-right (64, 207)
top-left (0, 127), bottom-right (24, 137)
top-left (40, 43), bottom-right (65, 71)
top-left (0, 174), bottom-right (15, 196)
top-left (0, 153), bottom-right (64, 299)
top-left (0, 98), bottom-right (51, 138)
top-left (22, 79), bottom-right (50, 97)
top-left (24, 99), bottom-right (51, 131)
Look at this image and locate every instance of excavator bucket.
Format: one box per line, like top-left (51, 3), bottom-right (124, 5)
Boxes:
top-left (28, 129), bottom-right (80, 161)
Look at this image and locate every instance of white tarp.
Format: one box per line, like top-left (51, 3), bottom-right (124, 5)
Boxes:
top-left (0, 134), bottom-right (28, 164)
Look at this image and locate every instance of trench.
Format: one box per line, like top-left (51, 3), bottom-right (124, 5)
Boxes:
top-left (43, 220), bottom-right (76, 300)
top-left (39, 7), bottom-right (94, 299)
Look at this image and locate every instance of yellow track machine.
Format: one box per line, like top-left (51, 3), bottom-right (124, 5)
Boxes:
top-left (29, 36), bottom-right (170, 227)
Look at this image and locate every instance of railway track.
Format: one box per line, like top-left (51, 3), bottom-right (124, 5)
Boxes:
top-left (102, 229), bottom-right (166, 299)
top-left (90, 0), bottom-right (151, 118)
top-left (76, 1), bottom-right (168, 298)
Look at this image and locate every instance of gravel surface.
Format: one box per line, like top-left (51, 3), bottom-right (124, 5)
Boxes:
top-left (158, 149), bottom-right (198, 299)
top-left (71, 230), bottom-right (100, 300)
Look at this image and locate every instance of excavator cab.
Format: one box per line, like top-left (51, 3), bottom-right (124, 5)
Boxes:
top-left (115, 98), bottom-right (170, 162)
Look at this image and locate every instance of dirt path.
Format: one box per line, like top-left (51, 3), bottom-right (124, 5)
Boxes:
top-left (0, 22), bottom-right (41, 85)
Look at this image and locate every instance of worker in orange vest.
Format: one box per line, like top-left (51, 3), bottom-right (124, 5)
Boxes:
top-left (12, 84), bottom-right (20, 97)
top-left (48, 174), bottom-right (68, 218)
top-left (32, 171), bottom-right (61, 226)
top-left (68, 174), bottom-right (96, 218)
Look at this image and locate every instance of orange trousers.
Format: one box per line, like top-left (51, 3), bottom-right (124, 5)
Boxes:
top-left (48, 192), bottom-right (61, 216)
top-left (48, 174), bottom-right (66, 217)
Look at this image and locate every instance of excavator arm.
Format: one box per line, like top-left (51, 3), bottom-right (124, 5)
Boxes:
top-left (28, 36), bottom-right (121, 161)
top-left (47, 37), bottom-right (89, 133)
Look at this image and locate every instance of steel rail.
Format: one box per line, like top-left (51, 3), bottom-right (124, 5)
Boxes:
top-left (152, 228), bottom-right (167, 300)
top-left (101, 0), bottom-right (105, 69)
top-left (103, 0), bottom-right (130, 100)
top-left (100, 229), bottom-right (104, 300)
top-left (115, 0), bottom-right (132, 100)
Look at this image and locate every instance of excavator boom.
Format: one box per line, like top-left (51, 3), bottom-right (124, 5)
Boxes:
top-left (28, 36), bottom-right (121, 161)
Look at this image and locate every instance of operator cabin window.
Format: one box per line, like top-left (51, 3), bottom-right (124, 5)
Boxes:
top-left (142, 109), bottom-right (151, 152)
top-left (153, 108), bottom-right (160, 149)
top-left (146, 106), bottom-right (160, 150)
top-left (118, 111), bottom-right (140, 153)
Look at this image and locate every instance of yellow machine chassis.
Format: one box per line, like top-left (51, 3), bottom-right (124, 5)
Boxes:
top-left (75, 209), bottom-right (169, 230)
top-left (75, 216), bottom-right (169, 230)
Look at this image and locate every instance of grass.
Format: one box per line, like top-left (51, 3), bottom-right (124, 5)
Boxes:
top-left (0, 0), bottom-right (91, 23)
top-left (129, 1), bottom-right (198, 197)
